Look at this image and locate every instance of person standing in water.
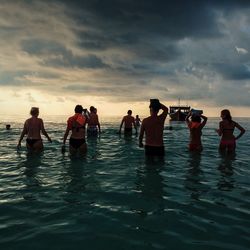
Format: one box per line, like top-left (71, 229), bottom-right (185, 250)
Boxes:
top-left (87, 106), bottom-right (101, 136)
top-left (17, 107), bottom-right (52, 152)
top-left (119, 110), bottom-right (137, 136)
top-left (216, 109), bottom-right (245, 154)
top-left (135, 115), bottom-right (141, 127)
top-left (139, 99), bottom-right (168, 156)
top-left (63, 105), bottom-right (87, 155)
top-left (185, 112), bottom-right (207, 152)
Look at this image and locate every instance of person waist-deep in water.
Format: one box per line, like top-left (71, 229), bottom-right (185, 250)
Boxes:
top-left (119, 110), bottom-right (137, 135)
top-left (139, 99), bottom-right (168, 156)
top-left (63, 105), bottom-right (87, 155)
top-left (87, 106), bottom-right (101, 136)
top-left (216, 109), bottom-right (245, 154)
top-left (185, 112), bottom-right (207, 152)
top-left (17, 107), bottom-right (52, 152)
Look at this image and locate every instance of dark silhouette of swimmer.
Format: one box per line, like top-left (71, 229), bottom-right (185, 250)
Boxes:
top-left (17, 107), bottom-right (52, 152)
top-left (119, 110), bottom-right (137, 135)
top-left (63, 105), bottom-right (87, 155)
top-left (216, 109), bottom-right (245, 154)
top-left (6, 124), bottom-right (11, 130)
top-left (139, 99), bottom-right (168, 156)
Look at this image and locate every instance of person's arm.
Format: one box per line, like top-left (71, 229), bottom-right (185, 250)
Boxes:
top-left (200, 115), bottom-right (207, 129)
top-left (160, 103), bottom-right (168, 117)
top-left (185, 112), bottom-right (191, 126)
top-left (17, 121), bottom-right (28, 148)
top-left (97, 115), bottom-right (101, 133)
top-left (216, 121), bottom-right (223, 136)
top-left (119, 117), bottom-right (124, 133)
top-left (63, 127), bottom-right (70, 145)
top-left (139, 122), bottom-right (145, 147)
top-left (235, 122), bottom-right (245, 140)
top-left (41, 120), bottom-right (52, 142)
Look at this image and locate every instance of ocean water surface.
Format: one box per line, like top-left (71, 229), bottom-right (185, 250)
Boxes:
top-left (0, 115), bottom-right (249, 250)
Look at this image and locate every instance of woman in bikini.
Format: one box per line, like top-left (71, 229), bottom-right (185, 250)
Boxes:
top-left (17, 107), bottom-right (52, 152)
top-left (185, 112), bottom-right (207, 152)
top-left (216, 109), bottom-right (245, 153)
top-left (63, 105), bottom-right (87, 155)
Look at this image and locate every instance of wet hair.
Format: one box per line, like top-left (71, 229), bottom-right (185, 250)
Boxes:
top-left (74, 105), bottom-right (83, 114)
top-left (191, 115), bottom-right (201, 123)
top-left (30, 107), bottom-right (39, 116)
top-left (90, 106), bottom-right (95, 112)
top-left (221, 109), bottom-right (232, 122)
top-left (127, 110), bottom-right (132, 115)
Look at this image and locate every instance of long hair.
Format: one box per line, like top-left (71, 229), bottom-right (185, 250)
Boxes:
top-left (221, 109), bottom-right (232, 122)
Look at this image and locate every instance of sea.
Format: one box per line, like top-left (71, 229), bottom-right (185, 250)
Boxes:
top-left (0, 115), bottom-right (249, 250)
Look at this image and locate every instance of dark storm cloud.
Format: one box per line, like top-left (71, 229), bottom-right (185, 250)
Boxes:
top-left (212, 63), bottom-right (250, 80)
top-left (61, 0), bottom-right (222, 39)
top-left (2, 0), bottom-right (250, 109)
top-left (21, 39), bottom-right (108, 69)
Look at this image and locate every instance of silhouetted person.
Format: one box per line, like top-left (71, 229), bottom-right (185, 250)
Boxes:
top-left (135, 115), bottom-right (141, 127)
top-left (139, 99), bottom-right (168, 156)
top-left (87, 106), bottom-right (101, 136)
top-left (6, 124), bottom-right (11, 130)
top-left (63, 105), bottom-right (87, 155)
top-left (216, 109), bottom-right (245, 154)
top-left (17, 107), bottom-right (52, 152)
top-left (119, 110), bottom-right (137, 136)
top-left (185, 112), bottom-right (207, 152)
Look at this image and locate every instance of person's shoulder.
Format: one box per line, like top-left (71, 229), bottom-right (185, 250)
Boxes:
top-left (232, 120), bottom-right (238, 126)
top-left (142, 116), bottom-right (151, 122)
top-left (67, 115), bottom-right (75, 122)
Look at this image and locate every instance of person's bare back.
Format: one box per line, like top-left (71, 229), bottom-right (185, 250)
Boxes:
top-left (25, 117), bottom-right (43, 139)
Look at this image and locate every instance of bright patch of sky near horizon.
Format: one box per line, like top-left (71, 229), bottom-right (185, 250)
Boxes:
top-left (0, 1), bottom-right (250, 117)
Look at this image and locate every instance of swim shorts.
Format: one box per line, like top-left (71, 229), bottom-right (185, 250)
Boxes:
top-left (145, 145), bottom-right (165, 156)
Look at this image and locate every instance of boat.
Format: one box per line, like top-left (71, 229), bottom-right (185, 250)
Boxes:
top-left (169, 105), bottom-right (191, 121)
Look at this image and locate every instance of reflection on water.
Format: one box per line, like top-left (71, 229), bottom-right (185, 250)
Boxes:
top-left (184, 153), bottom-right (203, 200)
top-left (17, 152), bottom-right (43, 201)
top-left (217, 153), bottom-right (235, 191)
top-left (134, 158), bottom-right (165, 217)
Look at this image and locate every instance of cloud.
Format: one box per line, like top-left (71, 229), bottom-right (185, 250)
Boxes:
top-left (1, 0), bottom-right (250, 112)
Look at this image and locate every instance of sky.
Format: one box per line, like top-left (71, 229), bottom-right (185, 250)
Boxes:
top-left (0, 0), bottom-right (250, 117)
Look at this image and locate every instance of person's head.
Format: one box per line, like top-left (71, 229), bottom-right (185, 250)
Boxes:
top-left (74, 105), bottom-right (84, 114)
top-left (136, 115), bottom-right (139, 118)
top-left (221, 109), bottom-right (232, 122)
top-left (191, 115), bottom-right (201, 123)
top-left (30, 107), bottom-right (39, 117)
top-left (149, 99), bottom-right (161, 114)
top-left (127, 110), bottom-right (132, 115)
top-left (6, 124), bottom-right (11, 130)
top-left (90, 106), bottom-right (95, 113)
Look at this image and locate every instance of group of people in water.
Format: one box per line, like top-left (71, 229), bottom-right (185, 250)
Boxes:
top-left (16, 99), bottom-right (246, 156)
